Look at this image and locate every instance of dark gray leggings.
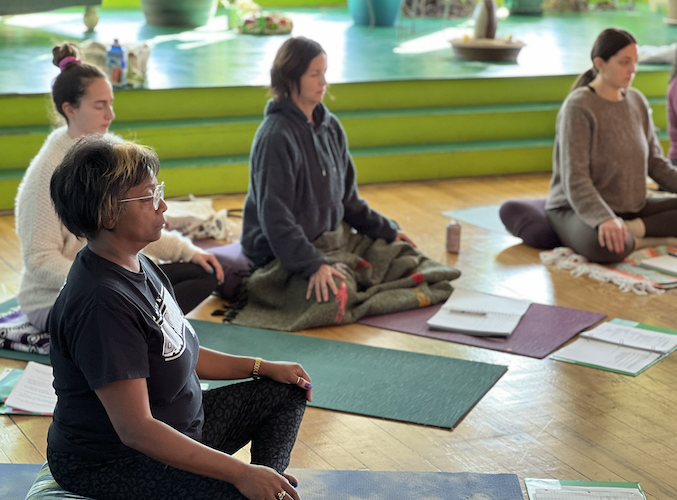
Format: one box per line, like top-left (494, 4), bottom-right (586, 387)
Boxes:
top-left (48, 379), bottom-right (306, 500)
top-left (547, 197), bottom-right (677, 263)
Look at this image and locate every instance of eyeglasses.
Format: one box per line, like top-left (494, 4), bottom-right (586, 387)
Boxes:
top-left (120, 182), bottom-right (165, 210)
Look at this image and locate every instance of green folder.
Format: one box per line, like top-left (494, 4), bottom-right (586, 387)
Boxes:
top-left (550, 318), bottom-right (677, 377)
top-left (525, 478), bottom-right (647, 499)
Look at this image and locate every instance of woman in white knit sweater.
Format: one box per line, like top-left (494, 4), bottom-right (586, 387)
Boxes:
top-left (15, 43), bottom-right (224, 331)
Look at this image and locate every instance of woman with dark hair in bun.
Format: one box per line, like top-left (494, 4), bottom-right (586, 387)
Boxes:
top-left (15, 42), bottom-right (224, 331)
top-left (546, 28), bottom-right (677, 263)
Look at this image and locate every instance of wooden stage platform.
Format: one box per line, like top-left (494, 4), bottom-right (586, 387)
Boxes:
top-left (0, 5), bottom-right (674, 211)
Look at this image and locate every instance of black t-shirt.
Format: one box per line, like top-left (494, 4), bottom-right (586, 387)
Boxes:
top-left (47, 246), bottom-right (203, 459)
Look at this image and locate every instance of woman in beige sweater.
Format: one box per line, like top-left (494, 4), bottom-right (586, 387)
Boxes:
top-left (15, 43), bottom-right (224, 330)
top-left (546, 28), bottom-right (677, 263)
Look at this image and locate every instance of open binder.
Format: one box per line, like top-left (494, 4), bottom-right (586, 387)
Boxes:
top-left (550, 319), bottom-right (677, 376)
top-left (426, 286), bottom-right (531, 337)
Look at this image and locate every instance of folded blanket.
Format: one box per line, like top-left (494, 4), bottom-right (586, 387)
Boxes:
top-left (229, 223), bottom-right (461, 331)
top-left (0, 307), bottom-right (50, 355)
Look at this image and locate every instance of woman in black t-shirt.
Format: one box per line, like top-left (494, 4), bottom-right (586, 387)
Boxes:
top-left (47, 135), bottom-right (310, 500)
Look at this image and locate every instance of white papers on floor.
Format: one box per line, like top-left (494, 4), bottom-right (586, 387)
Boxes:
top-left (552, 321), bottom-right (677, 375)
top-left (581, 322), bottom-right (677, 353)
top-left (426, 286), bottom-right (531, 337)
top-left (4, 361), bottom-right (56, 415)
top-left (534, 485), bottom-right (645, 499)
top-left (554, 339), bottom-right (660, 375)
top-left (639, 254), bottom-right (677, 275)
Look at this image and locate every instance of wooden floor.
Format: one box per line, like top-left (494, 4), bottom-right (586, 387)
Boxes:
top-left (2, 173), bottom-right (677, 499)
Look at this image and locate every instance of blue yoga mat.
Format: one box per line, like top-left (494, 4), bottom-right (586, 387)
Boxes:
top-left (442, 205), bottom-right (510, 234)
top-left (0, 463), bottom-right (523, 500)
top-left (0, 463), bottom-right (43, 500)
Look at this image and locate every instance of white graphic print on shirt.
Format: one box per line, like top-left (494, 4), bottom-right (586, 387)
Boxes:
top-left (157, 285), bottom-right (197, 361)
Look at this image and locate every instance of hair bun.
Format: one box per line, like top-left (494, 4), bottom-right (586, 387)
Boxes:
top-left (52, 42), bottom-right (80, 69)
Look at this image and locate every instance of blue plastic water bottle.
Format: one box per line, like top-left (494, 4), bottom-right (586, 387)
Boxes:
top-left (106, 39), bottom-right (127, 89)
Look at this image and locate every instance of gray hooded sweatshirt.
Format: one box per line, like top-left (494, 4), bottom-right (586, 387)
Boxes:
top-left (241, 98), bottom-right (398, 278)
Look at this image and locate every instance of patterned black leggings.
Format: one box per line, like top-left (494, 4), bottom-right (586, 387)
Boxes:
top-left (47, 379), bottom-right (306, 500)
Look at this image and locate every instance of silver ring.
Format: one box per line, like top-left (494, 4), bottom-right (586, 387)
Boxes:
top-left (277, 491), bottom-right (286, 500)
top-left (296, 376), bottom-right (301, 384)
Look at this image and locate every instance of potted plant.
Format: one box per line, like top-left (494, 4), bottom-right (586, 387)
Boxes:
top-left (347, 0), bottom-right (401, 27)
top-left (505, 0), bottom-right (543, 15)
top-left (141, 0), bottom-right (219, 27)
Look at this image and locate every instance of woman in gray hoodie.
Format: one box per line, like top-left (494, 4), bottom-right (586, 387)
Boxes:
top-left (241, 37), bottom-right (414, 302)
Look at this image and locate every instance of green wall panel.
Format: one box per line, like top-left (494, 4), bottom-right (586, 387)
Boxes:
top-left (158, 163), bottom-right (250, 197)
top-left (0, 134), bottom-right (48, 170)
top-left (115, 122), bottom-right (259, 159)
top-left (0, 95), bottom-right (53, 128)
top-left (0, 179), bottom-right (22, 211)
top-left (101, 0), bottom-right (346, 7)
top-left (352, 146), bottom-right (554, 184)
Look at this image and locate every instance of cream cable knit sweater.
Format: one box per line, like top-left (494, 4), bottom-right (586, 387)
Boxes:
top-left (15, 127), bottom-right (200, 314)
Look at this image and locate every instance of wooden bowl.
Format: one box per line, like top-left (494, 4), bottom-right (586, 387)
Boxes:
top-left (450, 38), bottom-right (525, 62)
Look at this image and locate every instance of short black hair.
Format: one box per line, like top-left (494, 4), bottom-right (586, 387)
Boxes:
top-left (50, 135), bottom-right (160, 240)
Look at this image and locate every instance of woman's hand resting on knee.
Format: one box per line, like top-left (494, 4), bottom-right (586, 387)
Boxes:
top-left (258, 360), bottom-right (313, 402)
top-left (394, 231), bottom-right (416, 247)
top-left (234, 464), bottom-right (301, 500)
top-left (306, 263), bottom-right (346, 303)
top-left (598, 217), bottom-right (627, 254)
top-left (191, 250), bottom-right (225, 283)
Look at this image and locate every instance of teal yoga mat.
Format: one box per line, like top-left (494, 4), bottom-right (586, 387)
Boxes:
top-left (0, 297), bottom-right (507, 428)
top-left (192, 320), bottom-right (507, 429)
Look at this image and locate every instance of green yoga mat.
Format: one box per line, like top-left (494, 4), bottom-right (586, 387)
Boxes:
top-left (191, 320), bottom-right (507, 429)
top-left (0, 297), bottom-right (507, 428)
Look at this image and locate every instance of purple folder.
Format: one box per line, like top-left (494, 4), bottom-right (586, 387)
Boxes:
top-left (358, 302), bottom-right (605, 359)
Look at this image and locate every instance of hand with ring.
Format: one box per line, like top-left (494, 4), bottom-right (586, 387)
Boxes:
top-left (252, 360), bottom-right (313, 402)
top-left (232, 464), bottom-right (301, 500)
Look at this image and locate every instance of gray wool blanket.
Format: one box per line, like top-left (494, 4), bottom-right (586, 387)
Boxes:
top-left (230, 223), bottom-right (461, 331)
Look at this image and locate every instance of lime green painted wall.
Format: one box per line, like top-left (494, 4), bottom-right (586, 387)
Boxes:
top-left (101, 0), bottom-right (346, 8)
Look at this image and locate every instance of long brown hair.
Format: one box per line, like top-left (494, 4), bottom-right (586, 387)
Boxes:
top-left (572, 28), bottom-right (637, 90)
top-left (270, 37), bottom-right (325, 102)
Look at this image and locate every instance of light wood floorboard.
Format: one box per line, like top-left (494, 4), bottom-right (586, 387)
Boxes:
top-left (1, 173), bottom-right (676, 499)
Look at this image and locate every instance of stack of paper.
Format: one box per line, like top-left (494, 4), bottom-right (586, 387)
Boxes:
top-left (550, 320), bottom-right (677, 376)
top-left (639, 254), bottom-right (677, 276)
top-left (1, 361), bottom-right (56, 415)
top-left (426, 287), bottom-right (531, 337)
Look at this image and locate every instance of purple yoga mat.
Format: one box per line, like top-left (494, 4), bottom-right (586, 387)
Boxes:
top-left (358, 303), bottom-right (605, 359)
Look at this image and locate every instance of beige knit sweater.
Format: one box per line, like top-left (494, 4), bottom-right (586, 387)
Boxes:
top-left (15, 127), bottom-right (200, 313)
